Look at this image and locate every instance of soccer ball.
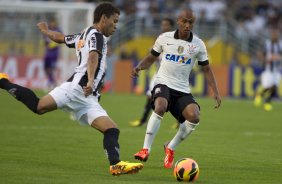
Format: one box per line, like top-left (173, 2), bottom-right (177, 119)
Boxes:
top-left (173, 158), bottom-right (200, 182)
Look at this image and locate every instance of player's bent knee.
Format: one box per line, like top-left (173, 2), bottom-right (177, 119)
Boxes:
top-left (154, 106), bottom-right (166, 116)
top-left (186, 112), bottom-right (200, 124)
top-left (36, 102), bottom-right (51, 115)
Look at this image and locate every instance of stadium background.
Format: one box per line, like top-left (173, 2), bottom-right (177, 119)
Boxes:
top-left (1, 1), bottom-right (282, 184)
top-left (0, 0), bottom-right (281, 98)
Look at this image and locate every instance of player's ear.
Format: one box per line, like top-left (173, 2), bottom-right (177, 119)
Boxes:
top-left (101, 14), bottom-right (107, 24)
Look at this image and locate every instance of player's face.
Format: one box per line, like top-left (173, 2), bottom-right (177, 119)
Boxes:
top-left (103, 13), bottom-right (119, 37)
top-left (161, 20), bottom-right (172, 33)
top-left (177, 10), bottom-right (195, 36)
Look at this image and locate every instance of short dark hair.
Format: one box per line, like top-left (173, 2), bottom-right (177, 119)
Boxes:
top-left (93, 2), bottom-right (120, 23)
top-left (162, 18), bottom-right (174, 27)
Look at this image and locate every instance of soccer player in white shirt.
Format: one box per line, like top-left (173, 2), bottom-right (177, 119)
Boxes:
top-left (132, 8), bottom-right (221, 169)
top-left (0, 2), bottom-right (143, 176)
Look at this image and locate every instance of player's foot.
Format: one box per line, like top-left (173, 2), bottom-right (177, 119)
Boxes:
top-left (254, 95), bottom-right (262, 107)
top-left (129, 120), bottom-right (144, 127)
top-left (263, 103), bottom-right (273, 111)
top-left (110, 161), bottom-right (144, 176)
top-left (163, 143), bottom-right (174, 169)
top-left (171, 122), bottom-right (179, 129)
top-left (0, 73), bottom-right (9, 80)
top-left (134, 148), bottom-right (149, 161)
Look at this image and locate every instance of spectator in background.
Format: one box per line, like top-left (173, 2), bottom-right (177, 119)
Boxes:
top-left (129, 17), bottom-right (174, 127)
top-left (254, 27), bottom-right (282, 111)
top-left (43, 17), bottom-right (61, 91)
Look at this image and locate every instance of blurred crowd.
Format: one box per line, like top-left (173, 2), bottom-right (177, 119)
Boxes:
top-left (14, 0), bottom-right (282, 31)
top-left (2, 0), bottom-right (282, 64)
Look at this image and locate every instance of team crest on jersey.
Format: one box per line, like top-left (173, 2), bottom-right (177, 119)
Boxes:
top-left (188, 44), bottom-right (197, 54)
top-left (178, 46), bottom-right (184, 54)
top-left (155, 87), bottom-right (161, 94)
top-left (77, 40), bottom-right (85, 50)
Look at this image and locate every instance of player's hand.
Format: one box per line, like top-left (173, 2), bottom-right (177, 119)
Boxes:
top-left (83, 81), bottom-right (94, 97)
top-left (131, 67), bottom-right (141, 77)
top-left (213, 94), bottom-right (221, 109)
top-left (37, 22), bottom-right (49, 32)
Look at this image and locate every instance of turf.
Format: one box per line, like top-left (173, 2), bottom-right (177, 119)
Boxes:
top-left (0, 91), bottom-right (282, 184)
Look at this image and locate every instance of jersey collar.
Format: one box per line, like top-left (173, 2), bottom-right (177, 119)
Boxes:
top-left (174, 30), bottom-right (193, 42)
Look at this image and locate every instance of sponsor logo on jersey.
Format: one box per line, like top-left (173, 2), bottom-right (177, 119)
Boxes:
top-left (165, 54), bottom-right (191, 64)
top-left (77, 40), bottom-right (85, 50)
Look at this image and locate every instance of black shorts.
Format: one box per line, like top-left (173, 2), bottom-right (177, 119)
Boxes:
top-left (151, 84), bottom-right (200, 123)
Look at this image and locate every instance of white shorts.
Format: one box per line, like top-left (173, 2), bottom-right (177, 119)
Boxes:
top-left (146, 74), bottom-right (157, 96)
top-left (49, 82), bottom-right (108, 125)
top-left (261, 70), bottom-right (281, 89)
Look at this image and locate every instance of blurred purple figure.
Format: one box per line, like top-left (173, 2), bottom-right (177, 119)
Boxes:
top-left (43, 17), bottom-right (61, 90)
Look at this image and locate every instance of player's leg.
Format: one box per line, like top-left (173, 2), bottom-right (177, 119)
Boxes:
top-left (0, 73), bottom-right (57, 114)
top-left (130, 96), bottom-right (152, 127)
top-left (264, 72), bottom-right (281, 111)
top-left (130, 74), bottom-right (155, 127)
top-left (164, 95), bottom-right (200, 168)
top-left (264, 85), bottom-right (276, 111)
top-left (44, 58), bottom-right (57, 89)
top-left (140, 96), bottom-right (153, 124)
top-left (134, 84), bottom-right (169, 161)
top-left (255, 70), bottom-right (272, 107)
top-left (81, 101), bottom-right (143, 176)
top-left (92, 117), bottom-right (143, 175)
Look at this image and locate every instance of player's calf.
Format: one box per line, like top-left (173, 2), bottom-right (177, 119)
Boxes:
top-left (0, 74), bottom-right (39, 113)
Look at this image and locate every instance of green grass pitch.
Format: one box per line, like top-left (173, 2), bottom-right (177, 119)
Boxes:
top-left (0, 91), bottom-right (282, 184)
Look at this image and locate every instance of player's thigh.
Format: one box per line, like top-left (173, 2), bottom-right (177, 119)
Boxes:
top-left (77, 96), bottom-right (117, 132)
top-left (37, 94), bottom-right (57, 114)
top-left (170, 94), bottom-right (200, 123)
top-left (182, 103), bottom-right (200, 123)
top-left (151, 84), bottom-right (170, 114)
top-left (261, 71), bottom-right (274, 88)
top-left (90, 116), bottom-right (117, 132)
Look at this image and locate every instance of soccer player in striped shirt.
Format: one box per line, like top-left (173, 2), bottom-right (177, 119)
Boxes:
top-left (254, 27), bottom-right (282, 111)
top-left (0, 2), bottom-right (143, 176)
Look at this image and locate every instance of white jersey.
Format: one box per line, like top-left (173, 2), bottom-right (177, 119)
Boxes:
top-left (64, 26), bottom-right (107, 97)
top-left (151, 30), bottom-right (209, 93)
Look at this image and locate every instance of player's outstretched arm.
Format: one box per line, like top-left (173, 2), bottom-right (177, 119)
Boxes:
top-left (37, 22), bottom-right (65, 43)
top-left (131, 53), bottom-right (158, 77)
top-left (202, 65), bottom-right (221, 109)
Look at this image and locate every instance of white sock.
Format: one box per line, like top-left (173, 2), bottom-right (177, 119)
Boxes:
top-left (168, 120), bottom-right (198, 150)
top-left (143, 112), bottom-right (163, 152)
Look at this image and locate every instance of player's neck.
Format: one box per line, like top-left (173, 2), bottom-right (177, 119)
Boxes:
top-left (93, 24), bottom-right (103, 34)
top-left (178, 31), bottom-right (190, 40)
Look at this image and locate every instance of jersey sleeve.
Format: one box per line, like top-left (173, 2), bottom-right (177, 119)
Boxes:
top-left (151, 34), bottom-right (164, 56)
top-left (197, 40), bottom-right (209, 66)
top-left (89, 32), bottom-right (104, 55)
top-left (64, 34), bottom-right (81, 48)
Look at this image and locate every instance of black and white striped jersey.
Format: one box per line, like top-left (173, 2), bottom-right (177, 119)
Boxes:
top-left (64, 26), bottom-right (107, 96)
top-left (264, 39), bottom-right (282, 72)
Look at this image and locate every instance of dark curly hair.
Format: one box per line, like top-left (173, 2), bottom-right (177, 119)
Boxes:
top-left (93, 2), bottom-right (120, 23)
